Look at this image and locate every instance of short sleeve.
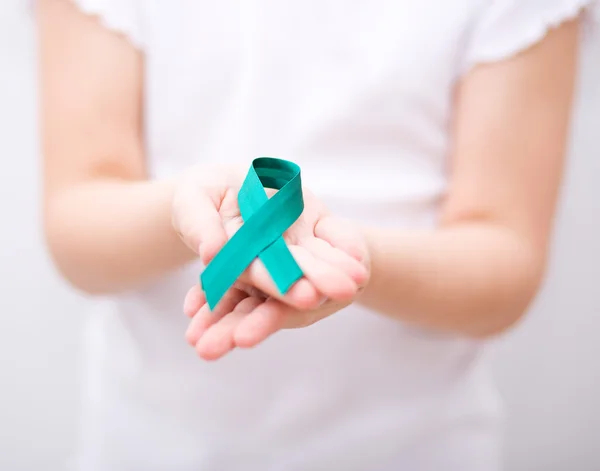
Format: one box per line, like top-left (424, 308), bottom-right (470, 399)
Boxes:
top-left (461, 0), bottom-right (600, 73)
top-left (73, 0), bottom-right (147, 50)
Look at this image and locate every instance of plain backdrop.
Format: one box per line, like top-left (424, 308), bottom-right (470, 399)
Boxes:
top-left (1, 2), bottom-right (599, 470)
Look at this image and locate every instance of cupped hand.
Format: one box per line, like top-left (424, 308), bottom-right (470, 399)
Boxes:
top-left (172, 164), bottom-right (369, 311)
top-left (183, 284), bottom-right (360, 361)
top-left (182, 213), bottom-right (370, 360)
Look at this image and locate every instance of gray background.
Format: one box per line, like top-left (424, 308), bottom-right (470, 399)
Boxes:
top-left (1, 2), bottom-right (598, 470)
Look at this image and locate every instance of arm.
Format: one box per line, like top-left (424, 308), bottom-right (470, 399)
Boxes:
top-left (38, 1), bottom-right (361, 308)
top-left (38, 0), bottom-right (194, 294)
top-left (358, 19), bottom-right (579, 338)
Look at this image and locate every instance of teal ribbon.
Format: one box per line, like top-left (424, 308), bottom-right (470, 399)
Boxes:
top-left (200, 157), bottom-right (305, 310)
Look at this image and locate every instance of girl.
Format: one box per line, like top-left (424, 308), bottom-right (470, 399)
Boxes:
top-left (37, 0), bottom-right (598, 470)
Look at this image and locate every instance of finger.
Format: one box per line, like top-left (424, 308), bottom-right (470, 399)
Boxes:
top-left (290, 246), bottom-right (358, 301)
top-left (235, 298), bottom-right (351, 348)
top-left (300, 236), bottom-right (369, 287)
top-left (238, 261), bottom-right (321, 311)
top-left (281, 299), bottom-right (349, 329)
top-left (185, 288), bottom-right (247, 347)
top-left (183, 284), bottom-right (206, 318)
top-left (196, 296), bottom-right (264, 361)
top-left (238, 244), bottom-right (358, 306)
top-left (314, 216), bottom-right (368, 263)
top-left (232, 280), bottom-right (269, 299)
top-left (233, 298), bottom-right (287, 348)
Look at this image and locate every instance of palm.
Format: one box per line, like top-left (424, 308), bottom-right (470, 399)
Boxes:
top-left (178, 170), bottom-right (370, 361)
top-left (203, 179), bottom-right (365, 307)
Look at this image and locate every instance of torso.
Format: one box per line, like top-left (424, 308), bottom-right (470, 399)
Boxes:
top-left (77, 2), bottom-right (505, 470)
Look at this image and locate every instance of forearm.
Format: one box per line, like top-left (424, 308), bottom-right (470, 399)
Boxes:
top-left (359, 223), bottom-right (545, 338)
top-left (44, 178), bottom-right (196, 295)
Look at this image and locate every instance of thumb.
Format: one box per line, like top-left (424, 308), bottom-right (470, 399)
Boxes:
top-left (172, 179), bottom-right (228, 265)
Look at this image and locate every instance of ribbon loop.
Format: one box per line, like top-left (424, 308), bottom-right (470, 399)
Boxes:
top-left (200, 158), bottom-right (304, 310)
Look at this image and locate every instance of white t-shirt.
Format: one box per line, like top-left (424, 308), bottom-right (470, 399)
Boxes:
top-left (67, 1), bottom-right (598, 470)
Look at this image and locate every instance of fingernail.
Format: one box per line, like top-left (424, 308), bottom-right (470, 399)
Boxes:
top-left (198, 243), bottom-right (210, 265)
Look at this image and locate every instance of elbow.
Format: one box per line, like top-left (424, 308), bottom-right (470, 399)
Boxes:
top-left (468, 250), bottom-right (547, 340)
top-left (43, 198), bottom-right (115, 297)
top-left (469, 297), bottom-right (535, 340)
top-left (44, 229), bottom-right (111, 297)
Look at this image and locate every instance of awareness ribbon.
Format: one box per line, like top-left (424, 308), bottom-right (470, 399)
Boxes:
top-left (200, 157), bottom-right (305, 310)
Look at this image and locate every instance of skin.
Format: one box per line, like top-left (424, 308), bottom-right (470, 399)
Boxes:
top-left (38, 0), bottom-right (579, 361)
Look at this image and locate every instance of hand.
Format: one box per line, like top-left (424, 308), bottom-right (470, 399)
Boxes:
top-left (182, 220), bottom-right (370, 360)
top-left (172, 164), bottom-right (369, 311)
